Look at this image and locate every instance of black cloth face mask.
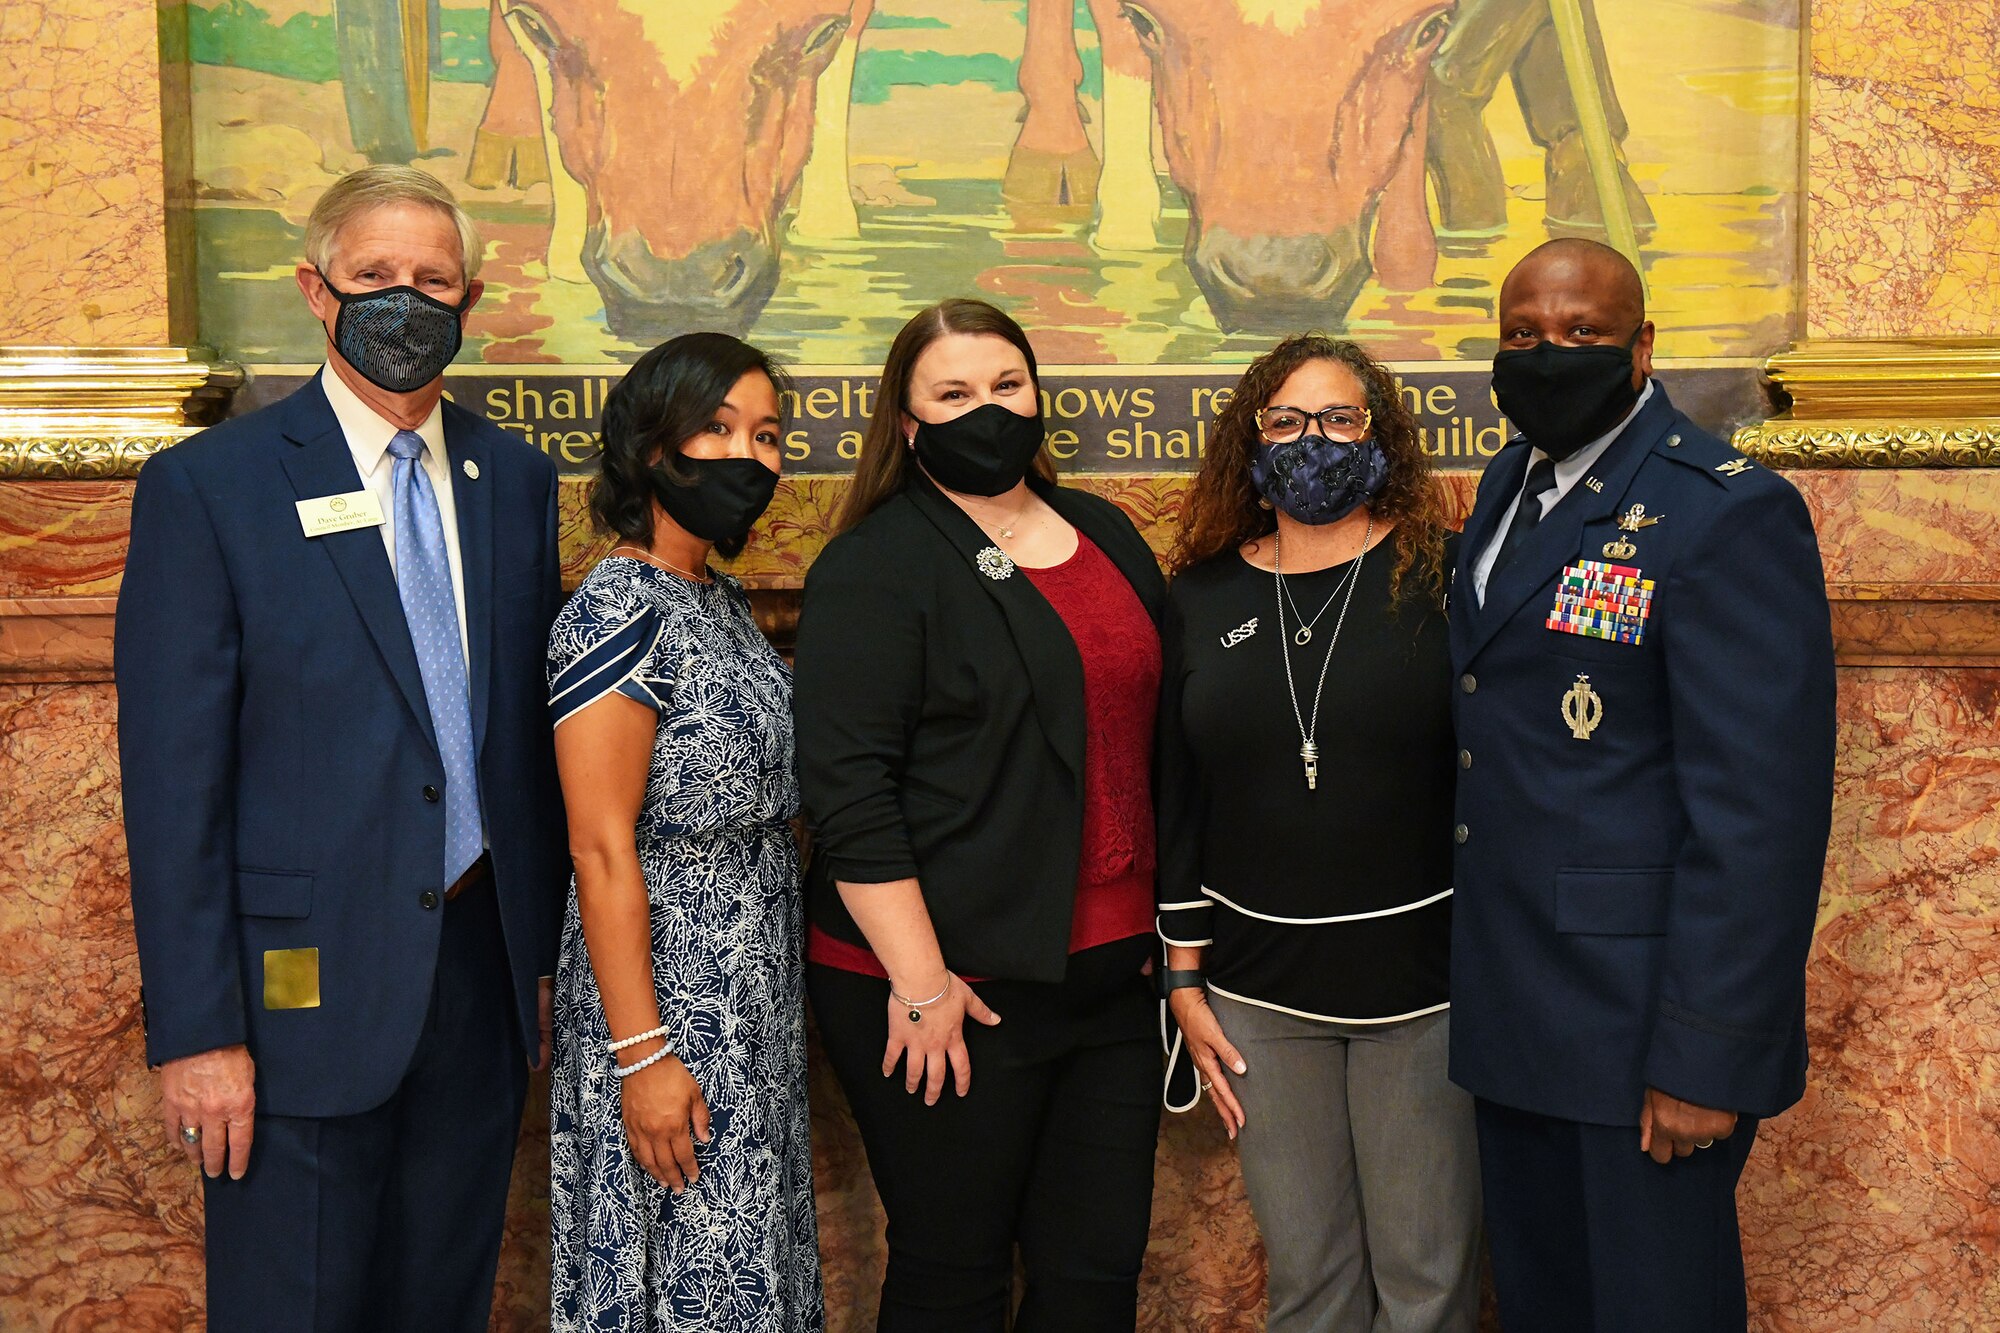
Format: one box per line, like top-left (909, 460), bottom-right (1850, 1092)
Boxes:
top-left (910, 401), bottom-right (1046, 496)
top-left (1489, 333), bottom-right (1644, 461)
top-left (650, 456), bottom-right (779, 547)
top-left (317, 270), bottom-right (471, 393)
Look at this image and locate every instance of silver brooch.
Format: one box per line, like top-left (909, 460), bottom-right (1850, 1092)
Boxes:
top-left (975, 545), bottom-right (1016, 581)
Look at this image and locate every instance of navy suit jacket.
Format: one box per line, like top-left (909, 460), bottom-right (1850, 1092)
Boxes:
top-left (116, 376), bottom-right (569, 1119)
top-left (1447, 385), bottom-right (1836, 1126)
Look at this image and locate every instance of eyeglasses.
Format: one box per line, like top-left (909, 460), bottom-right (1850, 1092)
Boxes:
top-left (1255, 404), bottom-right (1371, 445)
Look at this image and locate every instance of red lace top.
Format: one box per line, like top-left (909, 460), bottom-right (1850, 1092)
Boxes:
top-left (807, 531), bottom-right (1161, 976)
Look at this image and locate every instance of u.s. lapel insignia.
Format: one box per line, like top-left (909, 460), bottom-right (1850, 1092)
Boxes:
top-left (1220, 617), bottom-right (1259, 648)
top-left (1562, 674), bottom-right (1604, 740)
top-left (1584, 476), bottom-right (1604, 494)
top-left (1715, 458), bottom-right (1752, 477)
top-left (975, 545), bottom-right (1016, 581)
top-left (462, 458), bottom-right (480, 480)
top-left (1603, 503), bottom-right (1663, 559)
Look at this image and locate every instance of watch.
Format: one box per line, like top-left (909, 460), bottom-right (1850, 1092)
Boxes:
top-left (1158, 968), bottom-right (1207, 999)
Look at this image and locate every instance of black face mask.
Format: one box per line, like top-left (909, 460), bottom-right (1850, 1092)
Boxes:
top-left (650, 456), bottom-right (778, 549)
top-left (1490, 334), bottom-right (1644, 461)
top-left (910, 402), bottom-right (1046, 496)
top-left (317, 270), bottom-right (470, 393)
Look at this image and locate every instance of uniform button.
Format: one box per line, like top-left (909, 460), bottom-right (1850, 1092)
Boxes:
top-left (1459, 749), bottom-right (1473, 769)
top-left (419, 890), bottom-right (439, 910)
top-left (422, 785), bottom-right (440, 802)
top-left (1454, 824), bottom-right (1470, 844)
top-left (1666, 433), bottom-right (1682, 448)
top-left (1460, 674), bottom-right (1477, 695)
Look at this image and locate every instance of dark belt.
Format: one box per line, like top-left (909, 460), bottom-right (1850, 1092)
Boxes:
top-left (444, 851), bottom-right (493, 903)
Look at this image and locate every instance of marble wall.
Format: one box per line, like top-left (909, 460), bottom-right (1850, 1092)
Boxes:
top-left (0, 0), bottom-right (174, 347)
top-left (3, 469), bottom-right (1997, 1330)
top-left (1807, 0), bottom-right (2000, 338)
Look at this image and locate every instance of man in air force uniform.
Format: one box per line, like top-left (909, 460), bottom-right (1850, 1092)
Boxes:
top-left (1448, 238), bottom-right (1836, 1332)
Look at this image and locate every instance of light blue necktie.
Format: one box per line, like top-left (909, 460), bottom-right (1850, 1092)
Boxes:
top-left (388, 430), bottom-right (483, 886)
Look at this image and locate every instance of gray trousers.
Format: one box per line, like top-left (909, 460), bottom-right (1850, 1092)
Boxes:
top-left (1210, 995), bottom-right (1482, 1333)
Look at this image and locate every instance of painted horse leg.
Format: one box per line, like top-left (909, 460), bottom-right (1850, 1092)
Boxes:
top-left (1425, 0), bottom-right (1546, 240)
top-left (1515, 0), bottom-right (1655, 241)
top-left (499, 6), bottom-right (590, 283)
top-left (793, 0), bottom-right (874, 240)
top-left (466, 0), bottom-right (550, 191)
top-left (1372, 99), bottom-right (1438, 291)
top-left (1085, 0), bottom-right (1160, 250)
top-left (1003, 0), bottom-right (1098, 222)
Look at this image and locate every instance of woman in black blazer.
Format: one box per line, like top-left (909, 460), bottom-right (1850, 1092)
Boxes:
top-left (793, 298), bottom-right (1167, 1331)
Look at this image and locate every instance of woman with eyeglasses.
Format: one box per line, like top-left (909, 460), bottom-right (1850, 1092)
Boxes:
top-left (1156, 334), bottom-right (1480, 1331)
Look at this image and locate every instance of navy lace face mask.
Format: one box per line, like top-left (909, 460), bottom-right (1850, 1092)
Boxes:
top-left (317, 270), bottom-right (469, 393)
top-left (1250, 434), bottom-right (1391, 525)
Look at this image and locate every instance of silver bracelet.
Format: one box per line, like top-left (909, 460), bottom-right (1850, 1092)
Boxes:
top-left (891, 975), bottom-right (954, 1024)
top-left (607, 1024), bottom-right (669, 1053)
top-left (612, 1044), bottom-right (674, 1079)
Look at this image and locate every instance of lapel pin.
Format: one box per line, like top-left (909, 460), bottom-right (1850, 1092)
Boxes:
top-left (462, 459), bottom-right (480, 480)
top-left (1715, 458), bottom-right (1751, 477)
top-left (1220, 617), bottom-right (1259, 648)
top-left (1584, 476), bottom-right (1604, 494)
top-left (975, 546), bottom-right (1016, 581)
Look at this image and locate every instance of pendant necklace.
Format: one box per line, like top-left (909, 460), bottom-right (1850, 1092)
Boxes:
top-left (1275, 515), bottom-right (1372, 791)
top-left (1280, 551), bottom-right (1364, 645)
top-left (611, 544), bottom-right (709, 583)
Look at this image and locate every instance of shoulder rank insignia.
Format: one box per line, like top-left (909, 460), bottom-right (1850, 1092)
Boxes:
top-left (1715, 458), bottom-right (1753, 477)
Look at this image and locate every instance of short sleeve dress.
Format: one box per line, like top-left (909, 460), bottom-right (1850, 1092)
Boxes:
top-left (546, 555), bottom-right (823, 1332)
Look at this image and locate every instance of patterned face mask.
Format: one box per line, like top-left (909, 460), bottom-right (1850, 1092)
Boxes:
top-left (1249, 434), bottom-right (1391, 525)
top-left (317, 270), bottom-right (469, 393)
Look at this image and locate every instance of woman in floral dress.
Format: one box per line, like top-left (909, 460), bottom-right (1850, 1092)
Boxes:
top-left (546, 333), bottom-right (822, 1331)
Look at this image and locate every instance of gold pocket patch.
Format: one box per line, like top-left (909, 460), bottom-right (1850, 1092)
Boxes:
top-left (263, 948), bottom-right (321, 1010)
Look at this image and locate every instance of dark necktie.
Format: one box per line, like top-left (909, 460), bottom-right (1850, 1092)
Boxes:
top-left (1490, 456), bottom-right (1560, 581)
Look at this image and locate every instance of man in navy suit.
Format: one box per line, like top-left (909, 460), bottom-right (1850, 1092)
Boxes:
top-left (116, 165), bottom-right (567, 1331)
top-left (1449, 239), bottom-right (1836, 1331)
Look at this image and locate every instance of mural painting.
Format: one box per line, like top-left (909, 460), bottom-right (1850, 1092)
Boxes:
top-left (185, 0), bottom-right (1802, 470)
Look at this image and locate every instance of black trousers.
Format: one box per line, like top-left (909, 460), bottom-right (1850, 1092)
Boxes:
top-left (809, 938), bottom-right (1160, 1333)
top-left (1475, 1097), bottom-right (1760, 1333)
top-left (203, 880), bottom-right (529, 1333)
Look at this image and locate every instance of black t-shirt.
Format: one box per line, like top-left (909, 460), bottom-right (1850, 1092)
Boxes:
top-left (1156, 535), bottom-right (1457, 1022)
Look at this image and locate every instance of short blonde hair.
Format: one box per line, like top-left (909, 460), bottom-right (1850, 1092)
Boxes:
top-left (304, 165), bottom-right (484, 282)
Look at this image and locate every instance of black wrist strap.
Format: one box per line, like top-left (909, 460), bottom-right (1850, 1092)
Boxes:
top-left (1159, 968), bottom-right (1206, 999)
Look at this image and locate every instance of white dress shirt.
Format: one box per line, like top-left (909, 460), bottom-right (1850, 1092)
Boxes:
top-left (1472, 378), bottom-right (1654, 607)
top-left (321, 365), bottom-right (472, 666)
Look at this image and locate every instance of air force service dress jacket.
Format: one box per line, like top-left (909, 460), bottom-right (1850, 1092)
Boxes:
top-left (1447, 384), bottom-right (1836, 1127)
top-left (115, 376), bottom-right (569, 1118)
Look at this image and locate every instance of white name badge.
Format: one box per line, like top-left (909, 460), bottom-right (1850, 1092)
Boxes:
top-left (295, 489), bottom-right (386, 538)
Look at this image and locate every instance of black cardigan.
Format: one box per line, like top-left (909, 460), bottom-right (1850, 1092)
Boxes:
top-left (792, 471), bottom-right (1168, 983)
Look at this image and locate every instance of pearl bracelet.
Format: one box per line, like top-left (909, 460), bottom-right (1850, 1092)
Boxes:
top-left (613, 1044), bottom-right (674, 1079)
top-left (607, 1024), bottom-right (669, 1053)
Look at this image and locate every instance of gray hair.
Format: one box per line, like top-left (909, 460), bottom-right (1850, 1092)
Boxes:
top-left (303, 165), bottom-right (484, 282)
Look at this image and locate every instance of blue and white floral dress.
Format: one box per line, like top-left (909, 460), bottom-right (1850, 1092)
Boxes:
top-left (546, 555), bottom-right (823, 1332)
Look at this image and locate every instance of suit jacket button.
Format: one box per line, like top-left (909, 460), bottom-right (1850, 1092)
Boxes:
top-left (1459, 749), bottom-right (1473, 769)
top-left (420, 890), bottom-right (439, 910)
top-left (423, 785), bottom-right (440, 802)
top-left (1454, 824), bottom-right (1470, 844)
top-left (1460, 674), bottom-right (1477, 695)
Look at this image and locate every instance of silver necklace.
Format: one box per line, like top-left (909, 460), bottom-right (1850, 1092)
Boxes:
top-left (1275, 515), bottom-right (1372, 791)
top-left (1279, 552), bottom-right (1365, 645)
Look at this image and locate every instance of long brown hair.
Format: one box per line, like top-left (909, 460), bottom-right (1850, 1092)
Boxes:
top-left (836, 297), bottom-right (1057, 533)
top-left (1167, 334), bottom-right (1448, 606)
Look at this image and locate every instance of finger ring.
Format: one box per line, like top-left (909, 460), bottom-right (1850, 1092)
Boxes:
top-left (1198, 1079), bottom-right (1213, 1092)
top-left (1696, 1139), bottom-right (1715, 1149)
top-left (180, 1125), bottom-right (201, 1145)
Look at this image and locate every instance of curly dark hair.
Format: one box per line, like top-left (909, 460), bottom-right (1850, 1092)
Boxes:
top-left (1166, 334), bottom-right (1448, 607)
top-left (589, 332), bottom-right (792, 558)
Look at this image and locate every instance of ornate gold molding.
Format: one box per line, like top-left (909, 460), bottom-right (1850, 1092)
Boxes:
top-left (0, 347), bottom-right (241, 479)
top-left (1733, 420), bottom-right (2000, 468)
top-left (1733, 339), bottom-right (2000, 467)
